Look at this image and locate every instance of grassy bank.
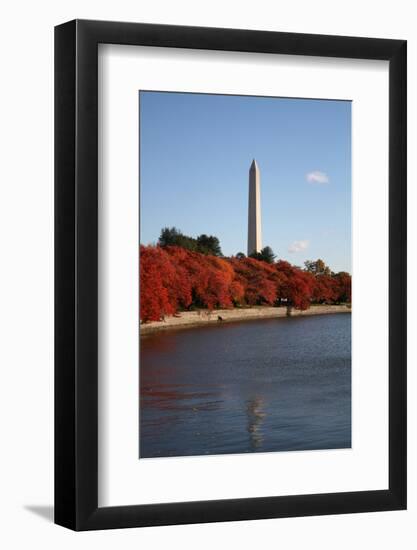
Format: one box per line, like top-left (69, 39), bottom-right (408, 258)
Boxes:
top-left (140, 304), bottom-right (351, 334)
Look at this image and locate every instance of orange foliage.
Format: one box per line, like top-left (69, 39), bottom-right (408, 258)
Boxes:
top-left (275, 260), bottom-right (315, 310)
top-left (140, 246), bottom-right (351, 322)
top-left (228, 257), bottom-right (279, 306)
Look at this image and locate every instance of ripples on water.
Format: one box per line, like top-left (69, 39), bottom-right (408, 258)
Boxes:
top-left (139, 313), bottom-right (351, 458)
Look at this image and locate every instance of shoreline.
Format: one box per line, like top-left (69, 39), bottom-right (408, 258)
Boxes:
top-left (140, 304), bottom-right (351, 334)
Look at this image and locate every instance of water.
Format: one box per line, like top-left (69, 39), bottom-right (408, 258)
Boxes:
top-left (139, 313), bottom-right (351, 458)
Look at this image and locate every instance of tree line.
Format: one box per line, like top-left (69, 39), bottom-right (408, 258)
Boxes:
top-left (158, 227), bottom-right (222, 256)
top-left (159, 227), bottom-right (277, 263)
top-left (140, 235), bottom-right (351, 322)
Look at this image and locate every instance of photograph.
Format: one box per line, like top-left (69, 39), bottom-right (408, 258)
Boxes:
top-left (139, 91), bottom-right (352, 459)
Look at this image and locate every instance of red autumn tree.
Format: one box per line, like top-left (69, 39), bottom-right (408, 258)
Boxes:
top-left (140, 245), bottom-right (192, 321)
top-left (229, 257), bottom-right (278, 305)
top-left (139, 245), bottom-right (351, 322)
top-left (276, 260), bottom-right (315, 310)
top-left (311, 274), bottom-right (338, 304)
top-left (333, 272), bottom-right (352, 303)
top-left (164, 247), bottom-right (236, 309)
top-left (140, 247), bottom-right (173, 322)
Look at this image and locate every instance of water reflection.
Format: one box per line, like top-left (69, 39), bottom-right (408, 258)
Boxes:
top-left (246, 396), bottom-right (266, 450)
top-left (140, 314), bottom-right (351, 458)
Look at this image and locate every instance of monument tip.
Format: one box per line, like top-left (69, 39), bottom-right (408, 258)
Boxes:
top-left (247, 157), bottom-right (262, 255)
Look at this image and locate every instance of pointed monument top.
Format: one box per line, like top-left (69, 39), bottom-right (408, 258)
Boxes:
top-left (247, 158), bottom-right (262, 255)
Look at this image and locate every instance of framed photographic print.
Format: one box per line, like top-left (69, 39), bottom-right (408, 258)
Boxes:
top-left (55, 20), bottom-right (406, 530)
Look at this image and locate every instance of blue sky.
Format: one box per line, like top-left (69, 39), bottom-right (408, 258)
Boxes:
top-left (140, 91), bottom-right (351, 274)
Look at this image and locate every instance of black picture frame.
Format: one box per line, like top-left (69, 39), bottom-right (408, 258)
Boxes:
top-left (55, 19), bottom-right (407, 531)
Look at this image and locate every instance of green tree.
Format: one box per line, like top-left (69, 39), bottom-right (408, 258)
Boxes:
top-left (158, 227), bottom-right (222, 255)
top-left (249, 246), bottom-right (276, 264)
top-left (158, 227), bottom-right (197, 251)
top-left (196, 234), bottom-right (222, 256)
top-left (159, 227), bottom-right (182, 247)
top-left (304, 258), bottom-right (331, 276)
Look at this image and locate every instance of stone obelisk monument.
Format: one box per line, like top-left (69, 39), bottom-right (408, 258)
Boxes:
top-left (247, 159), bottom-right (262, 255)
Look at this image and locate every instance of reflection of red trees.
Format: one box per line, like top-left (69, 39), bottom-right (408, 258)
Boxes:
top-left (140, 246), bottom-right (352, 321)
